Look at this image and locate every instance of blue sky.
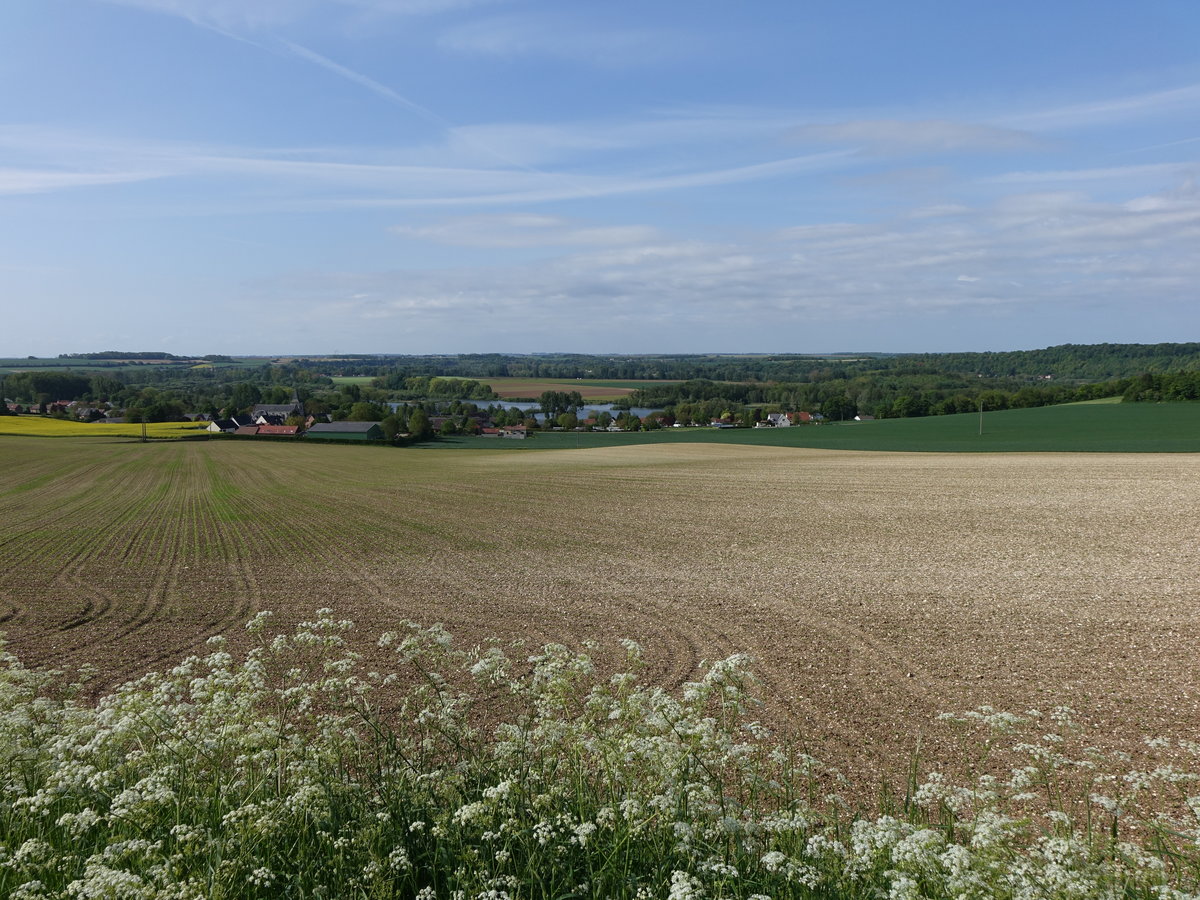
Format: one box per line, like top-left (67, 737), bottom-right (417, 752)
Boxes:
top-left (2, 0), bottom-right (1198, 356)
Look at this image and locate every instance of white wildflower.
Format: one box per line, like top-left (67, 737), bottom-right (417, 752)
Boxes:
top-left (482, 780), bottom-right (513, 800)
top-left (887, 873), bottom-right (920, 900)
top-left (453, 801), bottom-right (489, 826)
top-left (667, 870), bottom-right (704, 900)
top-left (249, 868), bottom-right (275, 887)
top-left (761, 851), bottom-right (788, 873)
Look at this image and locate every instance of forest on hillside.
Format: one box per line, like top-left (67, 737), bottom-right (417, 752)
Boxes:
top-left (277, 342), bottom-right (1200, 381)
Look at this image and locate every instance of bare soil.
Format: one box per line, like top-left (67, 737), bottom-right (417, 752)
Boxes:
top-left (2, 438), bottom-right (1198, 785)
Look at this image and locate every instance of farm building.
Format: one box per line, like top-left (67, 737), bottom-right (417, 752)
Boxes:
top-left (207, 415), bottom-right (255, 433)
top-left (304, 422), bottom-right (385, 441)
top-left (251, 401), bottom-right (303, 421)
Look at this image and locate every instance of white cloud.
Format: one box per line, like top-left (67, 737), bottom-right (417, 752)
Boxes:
top-left (1008, 82), bottom-right (1200, 130)
top-left (275, 39), bottom-right (449, 126)
top-left (0, 168), bottom-right (162, 195)
top-left (254, 181), bottom-right (1200, 347)
top-left (444, 124), bottom-right (627, 167)
top-left (789, 119), bottom-right (1039, 154)
top-left (909, 203), bottom-right (971, 219)
top-left (426, 109), bottom-right (810, 167)
top-left (339, 0), bottom-right (500, 14)
top-left (97, 0), bottom-right (497, 30)
top-left (390, 214), bottom-right (659, 247)
top-left (341, 150), bottom-right (857, 207)
top-left (985, 162), bottom-right (1192, 184)
top-left (97, 0), bottom-right (321, 30)
top-left (0, 124), bottom-right (859, 207)
top-left (438, 12), bottom-right (699, 66)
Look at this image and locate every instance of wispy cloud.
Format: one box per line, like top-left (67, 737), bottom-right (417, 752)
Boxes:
top-left (344, 150), bottom-right (857, 207)
top-left (0, 125), bottom-right (857, 208)
top-left (0, 167), bottom-right (163, 195)
top-left (97, 0), bottom-right (498, 30)
top-left (1008, 82), bottom-right (1200, 130)
top-left (438, 12), bottom-right (701, 66)
top-left (391, 214), bottom-right (659, 247)
top-left (249, 181), bottom-right (1200, 350)
top-left (985, 162), bottom-right (1194, 184)
top-left (789, 119), bottom-right (1039, 154)
top-left (1118, 135), bottom-right (1200, 155)
top-left (274, 39), bottom-right (452, 128)
top-left (97, 0), bottom-right (321, 30)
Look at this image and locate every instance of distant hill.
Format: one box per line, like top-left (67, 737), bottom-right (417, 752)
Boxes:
top-left (897, 343), bottom-right (1200, 380)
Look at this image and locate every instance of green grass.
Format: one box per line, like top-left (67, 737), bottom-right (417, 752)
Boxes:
top-left (329, 375), bottom-right (377, 386)
top-left (429, 402), bottom-right (1200, 453)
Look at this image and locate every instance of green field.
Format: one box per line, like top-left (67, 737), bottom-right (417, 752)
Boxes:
top-left (329, 375), bottom-right (378, 386)
top-left (433, 401), bottom-right (1200, 452)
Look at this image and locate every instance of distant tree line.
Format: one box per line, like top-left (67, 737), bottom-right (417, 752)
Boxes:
top-left (284, 343), bottom-right (1200, 383)
top-left (369, 375), bottom-right (497, 401)
top-left (58, 351), bottom-right (181, 360)
top-left (1121, 371), bottom-right (1200, 403)
top-left (632, 377), bottom-right (1128, 423)
top-left (5, 344), bottom-right (1199, 426)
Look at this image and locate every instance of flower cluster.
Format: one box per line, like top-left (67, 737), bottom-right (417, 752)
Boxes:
top-left (2, 613), bottom-right (1200, 898)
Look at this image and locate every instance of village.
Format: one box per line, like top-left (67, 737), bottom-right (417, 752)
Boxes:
top-left (4, 396), bottom-right (836, 441)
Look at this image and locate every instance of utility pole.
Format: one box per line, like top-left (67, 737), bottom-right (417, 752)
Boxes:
top-left (978, 398), bottom-right (984, 436)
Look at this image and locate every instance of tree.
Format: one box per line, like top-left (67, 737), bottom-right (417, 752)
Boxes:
top-left (556, 412), bottom-right (578, 430)
top-left (615, 411), bottom-right (641, 431)
top-left (347, 401), bottom-right (386, 422)
top-left (822, 395), bottom-right (856, 422)
top-left (228, 382), bottom-right (261, 413)
top-left (538, 390), bottom-right (583, 420)
top-left (978, 390), bottom-right (1009, 412)
top-left (407, 408), bottom-right (431, 439)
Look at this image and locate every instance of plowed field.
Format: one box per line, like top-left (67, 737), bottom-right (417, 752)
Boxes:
top-left (2, 437), bottom-right (1198, 779)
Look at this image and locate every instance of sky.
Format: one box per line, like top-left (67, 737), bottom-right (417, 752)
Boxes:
top-left (1, 0), bottom-right (1199, 356)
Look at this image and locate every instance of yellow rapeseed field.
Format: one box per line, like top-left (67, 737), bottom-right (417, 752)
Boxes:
top-left (0, 416), bottom-right (208, 439)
